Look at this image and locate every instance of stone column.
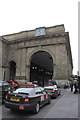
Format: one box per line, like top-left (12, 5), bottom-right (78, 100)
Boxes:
top-left (15, 48), bottom-right (26, 84)
top-left (15, 49), bottom-right (21, 79)
top-left (5, 65), bottom-right (10, 80)
top-left (26, 65), bottom-right (30, 82)
top-left (20, 49), bottom-right (26, 79)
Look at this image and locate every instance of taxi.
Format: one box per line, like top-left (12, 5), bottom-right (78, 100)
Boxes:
top-left (44, 84), bottom-right (61, 98)
top-left (6, 80), bottom-right (19, 89)
top-left (0, 81), bottom-right (14, 103)
top-left (4, 85), bottom-right (51, 114)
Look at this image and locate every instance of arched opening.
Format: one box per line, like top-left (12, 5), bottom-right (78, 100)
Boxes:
top-left (9, 61), bottom-right (16, 80)
top-left (30, 51), bottom-right (53, 86)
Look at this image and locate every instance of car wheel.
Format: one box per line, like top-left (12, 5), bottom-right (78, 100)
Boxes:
top-left (54, 93), bottom-right (58, 98)
top-left (33, 102), bottom-right (40, 114)
top-left (47, 97), bottom-right (51, 104)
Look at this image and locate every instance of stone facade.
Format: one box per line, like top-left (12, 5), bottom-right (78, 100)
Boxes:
top-left (1, 24), bottom-right (73, 84)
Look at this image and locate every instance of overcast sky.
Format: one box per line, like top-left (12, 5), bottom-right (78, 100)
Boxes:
top-left (0, 0), bottom-right (79, 74)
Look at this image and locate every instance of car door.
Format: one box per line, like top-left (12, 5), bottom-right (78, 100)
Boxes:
top-left (36, 87), bottom-right (45, 106)
top-left (39, 87), bottom-right (48, 104)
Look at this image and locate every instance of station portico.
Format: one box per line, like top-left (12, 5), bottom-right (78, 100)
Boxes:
top-left (1, 24), bottom-right (73, 85)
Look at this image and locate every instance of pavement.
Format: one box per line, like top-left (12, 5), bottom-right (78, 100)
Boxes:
top-left (44, 88), bottom-right (78, 118)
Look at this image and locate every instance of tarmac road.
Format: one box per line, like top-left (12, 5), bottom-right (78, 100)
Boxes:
top-left (1, 88), bottom-right (78, 119)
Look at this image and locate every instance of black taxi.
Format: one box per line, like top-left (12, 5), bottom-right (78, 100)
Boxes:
top-left (44, 84), bottom-right (61, 98)
top-left (4, 85), bottom-right (51, 114)
top-left (0, 81), bottom-right (14, 103)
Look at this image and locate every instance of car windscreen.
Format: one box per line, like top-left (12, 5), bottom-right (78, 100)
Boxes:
top-left (0, 86), bottom-right (2, 91)
top-left (0, 81), bottom-right (9, 86)
top-left (48, 80), bottom-right (57, 85)
top-left (13, 88), bottom-right (33, 94)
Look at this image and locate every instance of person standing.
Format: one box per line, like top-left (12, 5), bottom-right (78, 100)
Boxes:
top-left (78, 76), bottom-right (80, 93)
top-left (70, 82), bottom-right (73, 92)
top-left (74, 81), bottom-right (78, 93)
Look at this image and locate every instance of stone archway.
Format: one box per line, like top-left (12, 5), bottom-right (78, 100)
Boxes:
top-left (26, 49), bottom-right (55, 86)
top-left (30, 51), bottom-right (53, 86)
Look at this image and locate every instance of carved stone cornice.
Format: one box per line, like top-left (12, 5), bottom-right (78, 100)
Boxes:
top-left (6, 32), bottom-right (68, 44)
top-left (1, 37), bottom-right (9, 44)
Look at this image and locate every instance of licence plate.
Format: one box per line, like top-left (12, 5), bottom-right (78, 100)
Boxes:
top-left (10, 98), bottom-right (20, 102)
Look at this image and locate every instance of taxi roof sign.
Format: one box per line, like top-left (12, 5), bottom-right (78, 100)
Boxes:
top-left (24, 84), bottom-right (37, 87)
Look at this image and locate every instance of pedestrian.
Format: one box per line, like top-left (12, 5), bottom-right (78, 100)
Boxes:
top-left (74, 81), bottom-right (78, 93)
top-left (70, 82), bottom-right (73, 92)
top-left (78, 76), bottom-right (80, 93)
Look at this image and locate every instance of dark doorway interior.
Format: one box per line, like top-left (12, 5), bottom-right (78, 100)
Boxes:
top-left (9, 61), bottom-right (16, 80)
top-left (30, 51), bottom-right (53, 86)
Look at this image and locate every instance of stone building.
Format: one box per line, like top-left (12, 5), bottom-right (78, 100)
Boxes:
top-left (0, 24), bottom-right (73, 85)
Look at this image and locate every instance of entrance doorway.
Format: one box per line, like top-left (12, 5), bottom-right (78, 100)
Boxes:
top-left (9, 61), bottom-right (16, 80)
top-left (30, 51), bottom-right (53, 86)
